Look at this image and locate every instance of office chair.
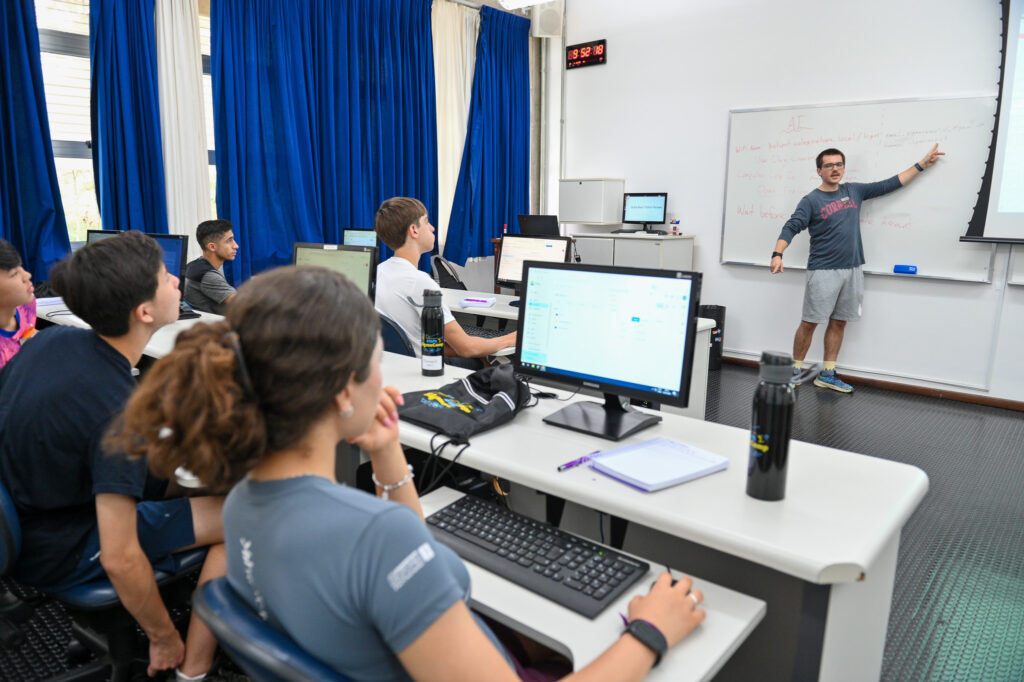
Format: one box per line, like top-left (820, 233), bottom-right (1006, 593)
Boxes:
top-left (194, 577), bottom-right (350, 682)
top-left (430, 255), bottom-right (486, 327)
top-left (379, 313), bottom-right (416, 357)
top-left (430, 254), bottom-right (465, 290)
top-left (0, 477), bottom-right (207, 680)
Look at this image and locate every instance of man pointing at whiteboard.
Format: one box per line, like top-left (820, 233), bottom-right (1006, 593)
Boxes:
top-left (769, 144), bottom-right (944, 393)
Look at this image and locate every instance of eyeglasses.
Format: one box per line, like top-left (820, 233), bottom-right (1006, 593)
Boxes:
top-left (821, 162), bottom-right (845, 170)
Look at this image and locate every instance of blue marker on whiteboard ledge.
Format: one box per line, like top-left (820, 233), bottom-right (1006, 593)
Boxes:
top-left (893, 264), bottom-right (918, 275)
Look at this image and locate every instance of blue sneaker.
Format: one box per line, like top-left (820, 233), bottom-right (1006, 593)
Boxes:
top-left (814, 370), bottom-right (853, 393)
top-left (791, 366), bottom-right (802, 387)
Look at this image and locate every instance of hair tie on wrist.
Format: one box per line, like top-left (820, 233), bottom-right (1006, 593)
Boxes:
top-left (222, 330), bottom-right (258, 402)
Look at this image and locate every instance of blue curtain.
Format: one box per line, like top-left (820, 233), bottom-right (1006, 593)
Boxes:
top-left (90, 0), bottom-right (169, 234)
top-left (212, 0), bottom-right (437, 282)
top-left (0, 0), bottom-right (71, 279)
top-left (443, 6), bottom-right (530, 266)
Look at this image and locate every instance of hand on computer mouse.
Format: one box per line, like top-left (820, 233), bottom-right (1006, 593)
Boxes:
top-left (628, 572), bottom-right (705, 648)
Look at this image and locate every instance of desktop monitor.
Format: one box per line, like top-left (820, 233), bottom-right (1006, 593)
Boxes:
top-left (618, 193), bottom-right (668, 234)
top-left (143, 233), bottom-right (189, 295)
top-left (343, 229), bottom-right (378, 248)
top-left (514, 262), bottom-right (701, 441)
top-left (496, 235), bottom-right (572, 306)
top-left (291, 243), bottom-right (378, 301)
top-left (86, 229), bottom-right (123, 245)
top-left (517, 214), bottom-right (560, 237)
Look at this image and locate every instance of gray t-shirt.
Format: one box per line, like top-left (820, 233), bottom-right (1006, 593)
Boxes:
top-left (224, 476), bottom-right (509, 680)
top-left (183, 260), bottom-right (235, 314)
top-left (778, 177), bottom-right (902, 270)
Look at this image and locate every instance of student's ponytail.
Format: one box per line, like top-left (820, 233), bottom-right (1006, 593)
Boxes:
top-left (109, 266), bottom-right (380, 493)
top-left (112, 319), bottom-right (268, 493)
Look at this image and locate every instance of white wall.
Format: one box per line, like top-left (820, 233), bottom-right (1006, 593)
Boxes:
top-left (552, 0), bottom-right (1024, 402)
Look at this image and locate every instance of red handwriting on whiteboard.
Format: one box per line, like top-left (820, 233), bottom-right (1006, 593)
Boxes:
top-left (760, 207), bottom-right (787, 220)
top-left (783, 116), bottom-right (812, 133)
top-left (736, 204), bottom-right (755, 216)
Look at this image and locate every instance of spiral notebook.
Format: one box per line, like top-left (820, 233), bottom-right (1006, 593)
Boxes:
top-left (588, 437), bottom-right (728, 492)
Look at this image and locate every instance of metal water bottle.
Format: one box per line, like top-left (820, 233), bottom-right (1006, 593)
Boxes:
top-left (421, 289), bottom-right (444, 377)
top-left (746, 351), bottom-right (795, 501)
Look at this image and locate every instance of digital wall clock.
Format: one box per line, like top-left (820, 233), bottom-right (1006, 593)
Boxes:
top-left (566, 39), bottom-right (606, 70)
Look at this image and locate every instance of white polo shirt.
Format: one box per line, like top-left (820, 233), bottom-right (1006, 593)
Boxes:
top-left (375, 257), bottom-right (455, 356)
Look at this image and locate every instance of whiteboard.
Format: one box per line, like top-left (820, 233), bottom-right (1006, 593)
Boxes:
top-left (1011, 246), bottom-right (1024, 285)
top-left (721, 97), bottom-right (997, 282)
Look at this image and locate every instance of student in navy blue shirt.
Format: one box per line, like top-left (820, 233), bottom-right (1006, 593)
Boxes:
top-left (112, 266), bottom-right (707, 681)
top-left (769, 145), bottom-right (944, 393)
top-left (0, 232), bottom-right (226, 681)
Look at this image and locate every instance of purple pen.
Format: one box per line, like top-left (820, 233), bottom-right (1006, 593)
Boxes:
top-left (557, 451), bottom-right (600, 472)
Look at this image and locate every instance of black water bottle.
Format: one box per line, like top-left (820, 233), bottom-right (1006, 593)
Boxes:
top-left (421, 289), bottom-right (444, 377)
top-left (747, 351), bottom-right (795, 501)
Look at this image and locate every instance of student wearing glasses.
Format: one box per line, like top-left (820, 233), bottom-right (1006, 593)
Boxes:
top-left (769, 145), bottom-right (944, 393)
top-left (113, 266), bottom-right (706, 681)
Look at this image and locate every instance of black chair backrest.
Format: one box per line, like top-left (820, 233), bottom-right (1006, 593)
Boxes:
top-left (194, 577), bottom-right (350, 682)
top-left (431, 255), bottom-right (466, 290)
top-left (0, 478), bottom-right (20, 576)
top-left (379, 313), bottom-right (416, 357)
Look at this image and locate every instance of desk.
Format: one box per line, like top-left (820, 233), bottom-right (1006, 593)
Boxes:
top-left (36, 299), bottom-right (224, 358)
top-left (442, 288), bottom-right (714, 421)
top-left (422, 488), bottom-right (764, 681)
top-left (34, 298), bottom-right (764, 680)
top-left (384, 352), bottom-right (928, 681)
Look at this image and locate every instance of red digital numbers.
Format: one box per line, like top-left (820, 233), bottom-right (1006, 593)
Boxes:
top-left (567, 40), bottom-right (606, 69)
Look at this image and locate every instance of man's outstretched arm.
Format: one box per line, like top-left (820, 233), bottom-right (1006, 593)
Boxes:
top-left (898, 143), bottom-right (945, 186)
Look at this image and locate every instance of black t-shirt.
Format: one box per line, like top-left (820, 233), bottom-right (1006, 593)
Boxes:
top-left (0, 326), bottom-right (163, 588)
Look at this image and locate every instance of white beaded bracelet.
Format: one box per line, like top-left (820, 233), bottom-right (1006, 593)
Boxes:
top-left (372, 464), bottom-right (414, 500)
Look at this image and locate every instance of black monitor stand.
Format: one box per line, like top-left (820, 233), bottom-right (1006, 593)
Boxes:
top-left (506, 284), bottom-right (522, 307)
top-left (543, 393), bottom-right (662, 441)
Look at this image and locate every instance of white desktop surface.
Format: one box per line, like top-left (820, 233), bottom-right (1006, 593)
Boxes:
top-left (422, 488), bottom-right (765, 681)
top-left (36, 299), bottom-right (224, 358)
top-left (569, 232), bottom-right (696, 240)
top-left (443, 288), bottom-right (521, 321)
top-left (385, 352), bottom-right (927, 585)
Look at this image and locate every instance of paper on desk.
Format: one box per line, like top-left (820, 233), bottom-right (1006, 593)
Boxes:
top-left (589, 437), bottom-right (728, 492)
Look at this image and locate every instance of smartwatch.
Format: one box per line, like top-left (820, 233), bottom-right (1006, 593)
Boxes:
top-left (624, 619), bottom-right (668, 667)
top-left (772, 251), bottom-right (784, 260)
top-left (914, 162), bottom-right (925, 172)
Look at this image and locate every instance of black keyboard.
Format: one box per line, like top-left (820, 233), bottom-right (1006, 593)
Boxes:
top-left (427, 495), bottom-right (649, 618)
top-left (462, 324), bottom-right (506, 339)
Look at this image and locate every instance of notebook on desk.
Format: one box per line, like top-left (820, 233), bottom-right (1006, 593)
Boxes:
top-left (589, 438), bottom-right (728, 492)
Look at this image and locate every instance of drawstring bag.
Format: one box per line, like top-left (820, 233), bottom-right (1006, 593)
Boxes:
top-left (398, 364), bottom-right (532, 444)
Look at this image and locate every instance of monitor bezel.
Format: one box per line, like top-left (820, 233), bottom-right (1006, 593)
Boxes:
top-left (143, 232), bottom-right (189, 294)
top-left (516, 214), bottom-right (561, 237)
top-left (291, 242), bottom-right (379, 302)
top-left (621, 193), bottom-right (668, 226)
top-left (512, 261), bottom-right (702, 409)
top-left (342, 229), bottom-right (378, 247)
top-left (85, 229), bottom-right (124, 245)
top-left (495, 234), bottom-right (573, 289)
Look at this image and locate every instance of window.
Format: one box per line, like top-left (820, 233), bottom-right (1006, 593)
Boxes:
top-left (35, 0), bottom-right (217, 240)
top-left (36, 0), bottom-right (94, 242)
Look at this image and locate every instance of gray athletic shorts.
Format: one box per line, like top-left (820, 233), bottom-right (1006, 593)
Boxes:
top-left (802, 266), bottom-right (863, 323)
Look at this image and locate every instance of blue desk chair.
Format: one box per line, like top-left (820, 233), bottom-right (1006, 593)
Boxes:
top-left (0, 477), bottom-right (206, 680)
top-left (380, 312), bottom-right (415, 357)
top-left (194, 577), bottom-right (350, 682)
